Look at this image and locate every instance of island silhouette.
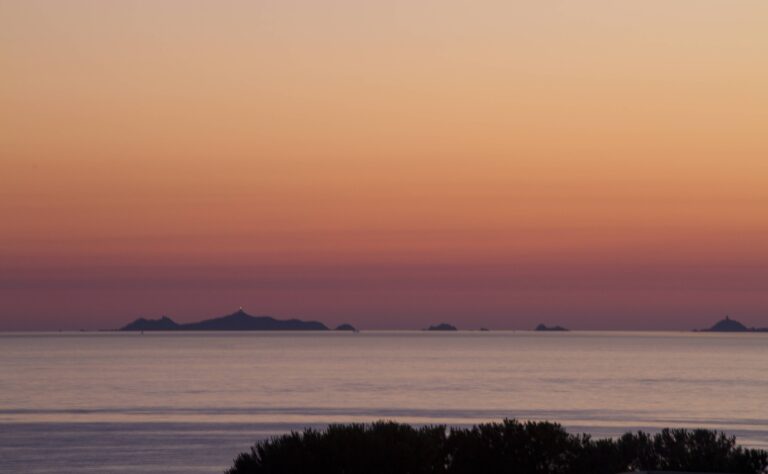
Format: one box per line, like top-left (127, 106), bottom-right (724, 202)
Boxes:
top-left (426, 323), bottom-right (457, 331)
top-left (120, 308), bottom-right (328, 331)
top-left (700, 315), bottom-right (768, 332)
top-left (535, 323), bottom-right (569, 331)
top-left (335, 323), bottom-right (357, 331)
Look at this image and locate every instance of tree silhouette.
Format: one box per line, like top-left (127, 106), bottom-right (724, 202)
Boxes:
top-left (226, 419), bottom-right (768, 474)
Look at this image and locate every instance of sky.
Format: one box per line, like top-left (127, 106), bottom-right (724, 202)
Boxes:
top-left (2, 0), bottom-right (768, 330)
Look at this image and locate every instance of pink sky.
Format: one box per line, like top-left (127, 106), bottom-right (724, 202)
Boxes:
top-left (2, 1), bottom-right (768, 330)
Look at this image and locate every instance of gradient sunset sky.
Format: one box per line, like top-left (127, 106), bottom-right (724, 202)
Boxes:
top-left (2, 1), bottom-right (768, 330)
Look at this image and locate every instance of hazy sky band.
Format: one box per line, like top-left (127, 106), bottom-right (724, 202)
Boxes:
top-left (2, 1), bottom-right (767, 329)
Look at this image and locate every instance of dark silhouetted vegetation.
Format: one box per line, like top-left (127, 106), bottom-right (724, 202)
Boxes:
top-left (227, 419), bottom-right (768, 474)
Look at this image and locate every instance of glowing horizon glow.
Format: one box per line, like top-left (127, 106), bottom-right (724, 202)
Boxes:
top-left (2, 1), bottom-right (768, 330)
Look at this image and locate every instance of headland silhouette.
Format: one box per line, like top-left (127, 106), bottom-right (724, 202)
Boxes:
top-left (120, 308), bottom-right (328, 331)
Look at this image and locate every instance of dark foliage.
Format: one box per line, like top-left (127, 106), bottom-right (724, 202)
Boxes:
top-left (228, 422), bottom-right (447, 474)
top-left (226, 419), bottom-right (768, 474)
top-left (446, 420), bottom-right (584, 474)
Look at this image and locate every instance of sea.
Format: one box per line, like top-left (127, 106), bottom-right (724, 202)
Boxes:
top-left (1, 331), bottom-right (767, 473)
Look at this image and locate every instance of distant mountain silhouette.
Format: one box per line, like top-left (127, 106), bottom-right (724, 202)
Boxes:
top-left (335, 323), bottom-right (357, 331)
top-left (121, 316), bottom-right (180, 331)
top-left (702, 315), bottom-right (768, 333)
top-left (535, 324), bottom-right (569, 332)
top-left (120, 309), bottom-right (328, 331)
top-left (426, 323), bottom-right (457, 331)
top-left (708, 316), bottom-right (748, 332)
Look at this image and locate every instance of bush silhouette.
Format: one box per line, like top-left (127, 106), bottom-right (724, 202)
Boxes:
top-left (228, 421), bottom-right (447, 474)
top-left (226, 419), bottom-right (768, 474)
top-left (446, 420), bottom-right (584, 474)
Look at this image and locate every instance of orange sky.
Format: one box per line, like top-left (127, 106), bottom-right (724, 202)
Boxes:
top-left (2, 1), bottom-right (768, 329)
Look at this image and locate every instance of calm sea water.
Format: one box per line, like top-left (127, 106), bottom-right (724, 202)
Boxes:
top-left (1, 331), bottom-right (767, 473)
